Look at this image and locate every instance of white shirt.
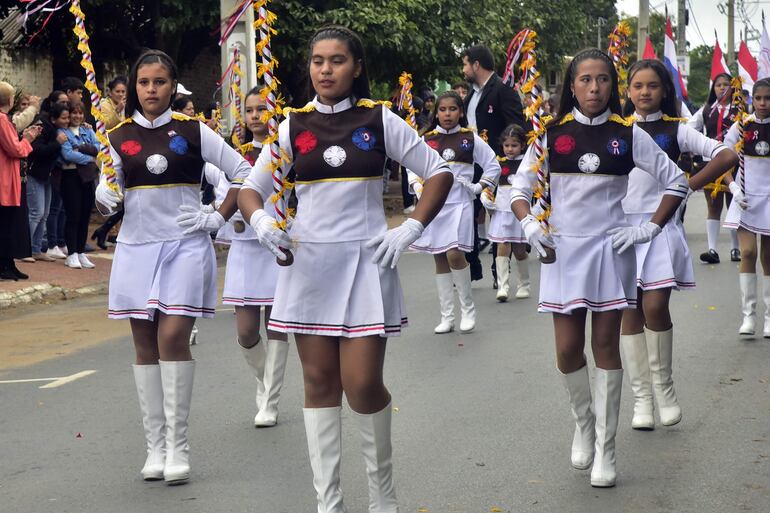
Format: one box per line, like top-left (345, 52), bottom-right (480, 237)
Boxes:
top-left (108, 109), bottom-right (252, 244)
top-left (466, 73), bottom-right (492, 130)
top-left (244, 97), bottom-right (451, 243)
top-left (623, 111), bottom-right (728, 214)
top-left (511, 108), bottom-right (689, 236)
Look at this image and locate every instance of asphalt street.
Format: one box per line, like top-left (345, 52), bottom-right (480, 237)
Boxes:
top-left (1, 198), bottom-right (769, 513)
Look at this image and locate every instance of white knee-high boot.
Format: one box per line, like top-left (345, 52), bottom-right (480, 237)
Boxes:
top-left (254, 339), bottom-right (290, 427)
top-left (620, 333), bottom-right (654, 430)
top-left (303, 407), bottom-right (347, 513)
top-left (450, 267), bottom-right (476, 333)
top-left (434, 273), bottom-right (455, 334)
top-left (562, 365), bottom-right (595, 470)
top-left (739, 273), bottom-right (757, 336)
top-left (591, 368), bottom-right (623, 488)
top-left (645, 327), bottom-right (682, 426)
top-left (353, 402), bottom-right (398, 513)
top-left (240, 337), bottom-right (267, 425)
top-left (764, 278), bottom-right (770, 338)
top-left (160, 360), bottom-right (195, 484)
top-left (495, 256), bottom-right (510, 302)
top-left (514, 257), bottom-right (531, 299)
top-left (133, 364), bottom-right (165, 480)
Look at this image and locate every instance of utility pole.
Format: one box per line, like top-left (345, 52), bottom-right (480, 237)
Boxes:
top-left (677, 0), bottom-right (687, 54)
top-left (597, 17), bottom-right (607, 48)
top-left (637, 0), bottom-right (650, 58)
top-left (727, 0), bottom-right (735, 64)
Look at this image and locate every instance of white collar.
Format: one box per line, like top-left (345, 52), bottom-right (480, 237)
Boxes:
top-left (312, 96), bottom-right (354, 114)
top-left (473, 73), bottom-right (493, 93)
top-left (132, 109), bottom-right (172, 129)
top-left (752, 115), bottom-right (770, 124)
top-left (633, 110), bottom-right (663, 122)
top-left (435, 125), bottom-right (461, 134)
top-left (253, 141), bottom-right (264, 148)
top-left (572, 108), bottom-right (611, 125)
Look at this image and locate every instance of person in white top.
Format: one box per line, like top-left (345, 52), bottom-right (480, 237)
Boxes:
top-left (407, 90), bottom-right (500, 333)
top-left (238, 26), bottom-right (452, 513)
top-left (722, 79), bottom-right (770, 338)
top-left (620, 59), bottom-right (737, 433)
top-left (687, 74), bottom-right (744, 263)
top-left (510, 48), bottom-right (690, 488)
top-left (95, 50), bottom-right (252, 484)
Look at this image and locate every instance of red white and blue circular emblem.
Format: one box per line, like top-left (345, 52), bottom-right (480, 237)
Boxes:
top-left (606, 137), bottom-right (628, 156)
top-left (460, 138), bottom-right (472, 151)
top-left (352, 127), bottom-right (376, 151)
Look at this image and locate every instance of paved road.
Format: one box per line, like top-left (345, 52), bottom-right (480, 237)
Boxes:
top-left (2, 200), bottom-right (769, 513)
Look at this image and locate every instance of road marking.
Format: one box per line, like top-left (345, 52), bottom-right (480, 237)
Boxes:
top-left (0, 370), bottom-right (97, 389)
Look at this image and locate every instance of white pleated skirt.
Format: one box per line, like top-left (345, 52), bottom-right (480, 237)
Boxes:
top-left (108, 234), bottom-right (217, 320)
top-left (488, 210), bottom-right (527, 243)
top-left (538, 234), bottom-right (637, 314)
top-left (268, 240), bottom-right (408, 338)
top-left (627, 213), bottom-right (695, 291)
top-left (724, 195), bottom-right (770, 236)
top-left (409, 200), bottom-right (474, 254)
top-left (222, 239), bottom-right (279, 306)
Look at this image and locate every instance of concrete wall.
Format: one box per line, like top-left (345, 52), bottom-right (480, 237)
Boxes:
top-left (0, 46), bottom-right (53, 97)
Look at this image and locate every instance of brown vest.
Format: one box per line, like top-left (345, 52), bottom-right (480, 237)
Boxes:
top-left (704, 104), bottom-right (739, 141)
top-left (547, 116), bottom-right (635, 176)
top-left (636, 118), bottom-right (682, 163)
top-left (742, 121), bottom-right (770, 158)
top-left (109, 116), bottom-right (204, 189)
top-left (498, 156), bottom-right (522, 185)
top-left (289, 104), bottom-right (386, 182)
top-left (424, 129), bottom-right (475, 164)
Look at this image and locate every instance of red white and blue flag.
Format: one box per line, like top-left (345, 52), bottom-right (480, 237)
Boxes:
top-left (664, 18), bottom-right (685, 100)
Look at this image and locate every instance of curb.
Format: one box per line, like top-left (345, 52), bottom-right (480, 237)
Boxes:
top-left (0, 282), bottom-right (109, 310)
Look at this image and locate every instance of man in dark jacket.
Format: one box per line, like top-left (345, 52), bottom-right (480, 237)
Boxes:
top-left (461, 44), bottom-right (525, 282)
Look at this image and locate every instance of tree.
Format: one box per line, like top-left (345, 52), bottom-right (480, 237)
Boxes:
top-left (620, 12), bottom-right (669, 64)
top-left (687, 44), bottom-right (713, 107)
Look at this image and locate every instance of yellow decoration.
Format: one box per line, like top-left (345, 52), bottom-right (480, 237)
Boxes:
top-left (607, 22), bottom-right (632, 97)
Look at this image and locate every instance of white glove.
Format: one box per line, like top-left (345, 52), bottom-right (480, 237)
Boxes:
top-left (607, 221), bottom-right (662, 254)
top-left (95, 181), bottom-right (122, 212)
top-left (176, 205), bottom-right (226, 235)
top-left (481, 190), bottom-right (496, 211)
top-left (456, 176), bottom-right (482, 195)
top-left (412, 182), bottom-right (424, 200)
top-left (520, 214), bottom-right (554, 258)
top-left (249, 209), bottom-right (292, 260)
top-left (728, 181), bottom-right (749, 210)
top-left (365, 218), bottom-right (424, 269)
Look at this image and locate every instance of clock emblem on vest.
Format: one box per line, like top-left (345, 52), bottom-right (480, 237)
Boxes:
top-left (146, 154), bottom-right (169, 175)
top-left (756, 141), bottom-right (770, 156)
top-left (441, 148), bottom-right (456, 161)
top-left (578, 153), bottom-right (601, 173)
top-left (323, 146), bottom-right (347, 167)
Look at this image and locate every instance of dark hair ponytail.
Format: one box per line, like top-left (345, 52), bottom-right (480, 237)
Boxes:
top-left (554, 48), bottom-right (622, 124)
top-left (306, 26), bottom-right (370, 101)
top-left (753, 78), bottom-right (770, 95)
top-left (705, 72), bottom-right (732, 107)
top-left (108, 76), bottom-right (127, 90)
top-left (622, 59), bottom-right (680, 117)
top-left (499, 123), bottom-right (527, 147)
top-left (426, 90), bottom-right (467, 132)
top-left (126, 49), bottom-right (178, 115)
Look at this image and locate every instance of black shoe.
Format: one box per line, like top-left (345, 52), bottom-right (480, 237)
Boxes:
top-left (10, 263), bottom-right (28, 280)
top-left (700, 249), bottom-right (720, 264)
top-left (478, 239), bottom-right (490, 252)
top-left (731, 248), bottom-right (741, 262)
top-left (83, 243), bottom-right (95, 253)
top-left (492, 268), bottom-right (498, 289)
top-left (91, 228), bottom-right (108, 250)
top-left (0, 268), bottom-right (18, 281)
top-left (107, 235), bottom-right (117, 244)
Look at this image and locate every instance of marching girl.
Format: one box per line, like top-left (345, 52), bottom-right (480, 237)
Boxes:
top-left (408, 90), bottom-right (500, 333)
top-left (204, 87), bottom-right (290, 427)
top-left (95, 50), bottom-right (251, 483)
top-left (723, 79), bottom-right (770, 338)
top-left (484, 124), bottom-right (530, 301)
top-left (238, 26), bottom-right (452, 513)
top-left (688, 73), bottom-right (743, 263)
top-left (620, 59), bottom-right (738, 431)
top-left (511, 49), bottom-right (690, 488)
